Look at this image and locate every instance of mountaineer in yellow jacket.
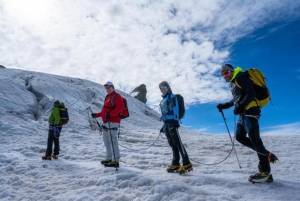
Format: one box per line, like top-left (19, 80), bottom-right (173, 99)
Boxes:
top-left (217, 64), bottom-right (278, 183)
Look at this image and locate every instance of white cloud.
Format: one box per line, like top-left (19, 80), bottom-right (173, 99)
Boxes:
top-left (0, 0), bottom-right (299, 105)
top-left (262, 122), bottom-right (300, 136)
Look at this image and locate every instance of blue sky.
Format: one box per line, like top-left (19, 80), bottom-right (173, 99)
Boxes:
top-left (183, 19), bottom-right (300, 133)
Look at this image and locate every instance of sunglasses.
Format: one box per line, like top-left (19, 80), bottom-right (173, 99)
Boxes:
top-left (221, 70), bottom-right (231, 77)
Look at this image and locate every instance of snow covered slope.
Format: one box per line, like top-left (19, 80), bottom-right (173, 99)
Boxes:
top-left (0, 68), bottom-right (299, 201)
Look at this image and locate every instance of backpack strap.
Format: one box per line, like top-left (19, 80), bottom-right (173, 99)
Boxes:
top-left (173, 95), bottom-right (180, 121)
top-left (233, 73), bottom-right (260, 110)
top-left (163, 94), bottom-right (180, 121)
top-left (105, 93), bottom-right (119, 108)
top-left (234, 80), bottom-right (242, 89)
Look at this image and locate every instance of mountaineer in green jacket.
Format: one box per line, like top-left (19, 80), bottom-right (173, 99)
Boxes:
top-left (42, 101), bottom-right (64, 160)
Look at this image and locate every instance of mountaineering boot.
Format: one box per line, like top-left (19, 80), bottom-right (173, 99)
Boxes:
top-left (178, 162), bottom-right (193, 174)
top-left (268, 152), bottom-right (279, 163)
top-left (248, 172), bottom-right (273, 183)
top-left (101, 159), bottom-right (112, 165)
top-left (166, 164), bottom-right (181, 173)
top-left (104, 160), bottom-right (119, 168)
top-left (52, 155), bottom-right (58, 160)
top-left (42, 155), bottom-right (52, 160)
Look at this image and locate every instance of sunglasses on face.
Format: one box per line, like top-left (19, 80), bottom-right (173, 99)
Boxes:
top-left (221, 70), bottom-right (231, 77)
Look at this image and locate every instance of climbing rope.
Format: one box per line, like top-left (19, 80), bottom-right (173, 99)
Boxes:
top-left (118, 131), bottom-right (163, 152)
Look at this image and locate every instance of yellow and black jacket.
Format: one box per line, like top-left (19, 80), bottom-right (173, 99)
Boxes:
top-left (226, 67), bottom-right (261, 116)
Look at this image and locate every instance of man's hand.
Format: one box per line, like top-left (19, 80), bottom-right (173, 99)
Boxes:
top-left (217, 103), bottom-right (226, 112)
top-left (217, 102), bottom-right (234, 112)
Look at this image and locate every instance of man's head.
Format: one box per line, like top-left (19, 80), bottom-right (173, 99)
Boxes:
top-left (54, 100), bottom-right (60, 107)
top-left (221, 64), bottom-right (234, 82)
top-left (104, 81), bottom-right (115, 94)
top-left (159, 81), bottom-right (172, 96)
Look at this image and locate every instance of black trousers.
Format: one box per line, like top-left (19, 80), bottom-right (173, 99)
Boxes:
top-left (235, 115), bottom-right (270, 173)
top-left (46, 126), bottom-right (62, 156)
top-left (164, 124), bottom-right (190, 165)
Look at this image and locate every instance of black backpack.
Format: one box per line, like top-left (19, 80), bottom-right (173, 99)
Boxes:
top-left (59, 103), bottom-right (69, 125)
top-left (175, 94), bottom-right (185, 119)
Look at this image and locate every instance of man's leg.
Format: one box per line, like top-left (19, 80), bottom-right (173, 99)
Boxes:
top-left (235, 117), bottom-right (253, 149)
top-left (165, 126), bottom-right (180, 165)
top-left (102, 128), bottom-right (112, 160)
top-left (53, 127), bottom-right (61, 156)
top-left (244, 116), bottom-right (270, 173)
top-left (110, 124), bottom-right (120, 161)
top-left (171, 127), bottom-right (190, 165)
top-left (53, 137), bottom-right (60, 156)
top-left (46, 128), bottom-right (54, 156)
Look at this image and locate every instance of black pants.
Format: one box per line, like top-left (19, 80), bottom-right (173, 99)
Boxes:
top-left (46, 126), bottom-right (62, 156)
top-left (235, 115), bottom-right (270, 173)
top-left (164, 124), bottom-right (190, 165)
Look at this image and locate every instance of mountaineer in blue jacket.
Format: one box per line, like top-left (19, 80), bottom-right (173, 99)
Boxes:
top-left (159, 81), bottom-right (192, 174)
top-left (217, 64), bottom-right (278, 183)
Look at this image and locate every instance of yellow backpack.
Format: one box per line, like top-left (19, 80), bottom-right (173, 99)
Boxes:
top-left (246, 68), bottom-right (270, 108)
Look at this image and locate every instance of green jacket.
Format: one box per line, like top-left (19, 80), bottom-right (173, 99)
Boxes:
top-left (49, 106), bottom-right (61, 126)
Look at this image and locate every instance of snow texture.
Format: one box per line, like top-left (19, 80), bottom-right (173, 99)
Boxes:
top-left (0, 68), bottom-right (299, 201)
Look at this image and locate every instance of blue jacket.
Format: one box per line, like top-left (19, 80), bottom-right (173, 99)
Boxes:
top-left (159, 93), bottom-right (180, 125)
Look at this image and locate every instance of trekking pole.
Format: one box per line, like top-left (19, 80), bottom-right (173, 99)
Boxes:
top-left (220, 110), bottom-right (242, 169)
top-left (108, 122), bottom-right (118, 172)
top-left (95, 120), bottom-right (103, 135)
top-left (88, 107), bottom-right (102, 135)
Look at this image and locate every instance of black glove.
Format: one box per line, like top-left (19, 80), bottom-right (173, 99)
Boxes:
top-left (233, 104), bottom-right (243, 115)
top-left (217, 102), bottom-right (234, 112)
top-left (217, 103), bottom-right (226, 112)
top-left (91, 113), bottom-right (97, 118)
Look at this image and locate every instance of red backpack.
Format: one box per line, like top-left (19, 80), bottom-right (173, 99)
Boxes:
top-left (119, 96), bottom-right (129, 119)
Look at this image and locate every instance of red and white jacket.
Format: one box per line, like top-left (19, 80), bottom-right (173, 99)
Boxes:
top-left (95, 91), bottom-right (124, 123)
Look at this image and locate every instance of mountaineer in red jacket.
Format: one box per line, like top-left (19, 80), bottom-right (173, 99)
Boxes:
top-left (92, 81), bottom-right (124, 168)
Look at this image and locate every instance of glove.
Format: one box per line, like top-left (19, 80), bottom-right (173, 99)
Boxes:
top-left (91, 113), bottom-right (97, 118)
top-left (217, 102), bottom-right (234, 112)
top-left (217, 103), bottom-right (226, 112)
top-left (233, 104), bottom-right (243, 115)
